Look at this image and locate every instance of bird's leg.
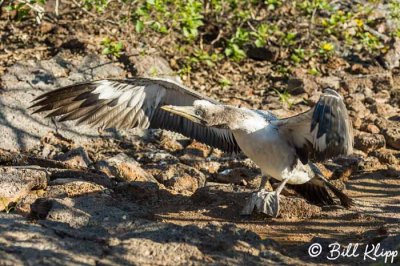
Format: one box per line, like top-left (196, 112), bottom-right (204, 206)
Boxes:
top-left (241, 178), bottom-right (290, 217)
top-left (259, 175), bottom-right (270, 190)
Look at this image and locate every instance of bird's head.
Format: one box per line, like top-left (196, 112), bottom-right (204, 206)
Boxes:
top-left (161, 100), bottom-right (232, 128)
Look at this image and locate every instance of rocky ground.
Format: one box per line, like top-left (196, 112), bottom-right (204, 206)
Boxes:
top-left (1, 1), bottom-right (400, 265)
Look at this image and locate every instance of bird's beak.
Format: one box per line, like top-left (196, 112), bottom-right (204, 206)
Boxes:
top-left (161, 105), bottom-right (204, 124)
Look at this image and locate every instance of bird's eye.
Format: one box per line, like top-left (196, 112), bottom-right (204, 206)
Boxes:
top-left (195, 110), bottom-right (203, 116)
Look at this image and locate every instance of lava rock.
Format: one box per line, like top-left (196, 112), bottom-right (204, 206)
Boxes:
top-left (0, 167), bottom-right (48, 212)
top-left (54, 147), bottom-right (92, 168)
top-left (354, 132), bottom-right (386, 153)
top-left (0, 52), bottom-right (126, 151)
top-left (370, 149), bottom-right (399, 165)
top-left (152, 163), bottom-right (206, 193)
top-left (383, 125), bottom-right (400, 150)
top-left (95, 153), bottom-right (157, 183)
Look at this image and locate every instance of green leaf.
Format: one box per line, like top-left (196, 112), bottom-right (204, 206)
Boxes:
top-left (102, 47), bottom-right (111, 55)
top-left (6, 5), bottom-right (14, 11)
top-left (225, 47), bottom-right (233, 57)
top-left (182, 27), bottom-right (190, 38)
top-left (115, 42), bottom-right (123, 51)
top-left (290, 54), bottom-right (301, 64)
top-left (136, 20), bottom-right (144, 33)
top-left (255, 39), bottom-right (265, 48)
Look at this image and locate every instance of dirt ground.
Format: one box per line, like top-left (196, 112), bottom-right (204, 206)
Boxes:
top-left (0, 1), bottom-right (400, 265)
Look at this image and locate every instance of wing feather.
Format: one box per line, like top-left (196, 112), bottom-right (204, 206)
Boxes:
top-left (30, 77), bottom-right (240, 153)
top-left (273, 89), bottom-right (353, 163)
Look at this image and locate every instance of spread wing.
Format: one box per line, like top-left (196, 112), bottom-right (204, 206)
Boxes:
top-left (273, 89), bottom-right (353, 164)
top-left (30, 77), bottom-right (241, 153)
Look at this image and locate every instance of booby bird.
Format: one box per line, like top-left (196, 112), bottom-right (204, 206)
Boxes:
top-left (30, 77), bottom-right (354, 217)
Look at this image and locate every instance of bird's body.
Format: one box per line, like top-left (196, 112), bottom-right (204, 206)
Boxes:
top-left (232, 114), bottom-right (311, 185)
top-left (30, 77), bottom-right (354, 217)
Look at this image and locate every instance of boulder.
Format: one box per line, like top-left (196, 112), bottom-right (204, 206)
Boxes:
top-left (0, 167), bottom-right (48, 212)
top-left (95, 153), bottom-right (157, 183)
top-left (0, 53), bottom-right (126, 152)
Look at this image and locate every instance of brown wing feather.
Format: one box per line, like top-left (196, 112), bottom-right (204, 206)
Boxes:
top-left (30, 77), bottom-right (241, 153)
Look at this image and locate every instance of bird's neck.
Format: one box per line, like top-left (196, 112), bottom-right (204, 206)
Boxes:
top-left (228, 108), bottom-right (268, 133)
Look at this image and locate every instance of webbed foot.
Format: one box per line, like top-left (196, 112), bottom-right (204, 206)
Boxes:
top-left (241, 189), bottom-right (280, 217)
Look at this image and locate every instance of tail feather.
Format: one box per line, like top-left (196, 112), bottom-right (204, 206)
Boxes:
top-left (288, 163), bottom-right (353, 207)
top-left (324, 180), bottom-right (353, 208)
top-left (288, 182), bottom-right (335, 206)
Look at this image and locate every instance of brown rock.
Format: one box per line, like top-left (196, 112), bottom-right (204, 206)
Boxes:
top-left (162, 163), bottom-right (206, 193)
top-left (342, 76), bottom-right (374, 94)
top-left (370, 149), bottom-right (399, 165)
top-left (359, 156), bottom-right (384, 171)
top-left (354, 132), bottom-right (386, 153)
top-left (95, 153), bottom-right (157, 183)
top-left (165, 175), bottom-right (200, 193)
top-left (316, 76), bottom-right (341, 90)
top-left (352, 116), bottom-right (363, 129)
top-left (137, 150), bottom-right (179, 164)
top-left (362, 124), bottom-right (380, 134)
top-left (215, 168), bottom-right (260, 188)
top-left (184, 141), bottom-right (212, 158)
top-left (287, 68), bottom-right (318, 95)
top-left (371, 72), bottom-right (393, 92)
top-left (114, 181), bottom-right (160, 201)
top-left (197, 161), bottom-right (221, 174)
top-left (47, 180), bottom-right (105, 198)
top-left (54, 147), bottom-right (92, 168)
top-left (40, 21), bottom-right (55, 34)
top-left (381, 38), bottom-right (400, 70)
top-left (130, 54), bottom-right (180, 82)
top-left (350, 63), bottom-right (369, 75)
top-left (383, 126), bottom-right (400, 150)
top-left (348, 100), bottom-right (370, 118)
top-left (29, 198), bottom-right (53, 219)
top-left (375, 117), bottom-right (389, 131)
top-left (159, 131), bottom-right (186, 152)
top-left (39, 131), bottom-right (74, 158)
top-left (370, 102), bottom-right (397, 117)
top-left (0, 167), bottom-right (48, 212)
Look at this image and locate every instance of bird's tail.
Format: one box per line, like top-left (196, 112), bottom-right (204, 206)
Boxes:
top-left (288, 163), bottom-right (353, 207)
top-left (323, 180), bottom-right (353, 208)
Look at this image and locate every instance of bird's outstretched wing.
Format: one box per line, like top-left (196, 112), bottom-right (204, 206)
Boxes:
top-left (272, 89), bottom-right (353, 164)
top-left (30, 78), bottom-right (241, 153)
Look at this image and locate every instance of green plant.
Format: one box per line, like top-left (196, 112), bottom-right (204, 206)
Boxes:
top-left (281, 31), bottom-right (297, 46)
top-left (319, 41), bottom-right (335, 58)
top-left (357, 31), bottom-right (383, 53)
top-left (308, 67), bottom-right (320, 75)
top-left (274, 89), bottom-right (294, 108)
top-left (321, 10), bottom-right (353, 35)
top-left (82, 0), bottom-right (109, 12)
top-left (389, 0), bottom-right (400, 36)
top-left (265, 0), bottom-right (282, 11)
top-left (6, 0), bottom-right (46, 22)
top-left (133, 0), bottom-right (204, 41)
top-left (176, 0), bottom-right (204, 40)
top-left (225, 27), bottom-right (250, 61)
top-left (251, 24), bottom-right (270, 47)
top-left (290, 48), bottom-right (305, 64)
top-left (189, 49), bottom-right (223, 67)
top-left (218, 77), bottom-right (232, 88)
top-left (296, 0), bottom-right (332, 15)
top-left (101, 37), bottom-right (124, 58)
